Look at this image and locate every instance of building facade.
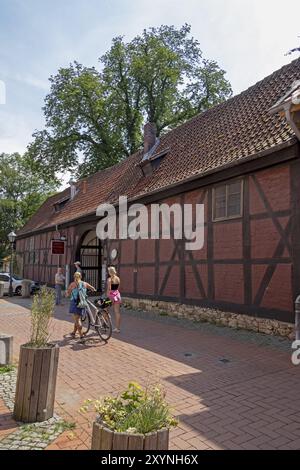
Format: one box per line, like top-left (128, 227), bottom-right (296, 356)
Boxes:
top-left (16, 59), bottom-right (300, 326)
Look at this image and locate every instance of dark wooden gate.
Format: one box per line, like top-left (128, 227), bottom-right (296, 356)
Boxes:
top-left (79, 232), bottom-right (101, 292)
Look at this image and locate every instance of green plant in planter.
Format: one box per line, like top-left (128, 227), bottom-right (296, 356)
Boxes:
top-left (14, 286), bottom-right (58, 423)
top-left (28, 286), bottom-right (55, 347)
top-left (82, 382), bottom-right (178, 435)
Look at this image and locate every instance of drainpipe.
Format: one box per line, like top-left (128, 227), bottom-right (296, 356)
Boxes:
top-left (296, 296), bottom-right (300, 341)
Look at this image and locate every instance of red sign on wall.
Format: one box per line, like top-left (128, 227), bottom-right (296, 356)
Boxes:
top-left (51, 240), bottom-right (65, 255)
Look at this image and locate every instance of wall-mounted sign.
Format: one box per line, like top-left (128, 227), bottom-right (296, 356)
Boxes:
top-left (51, 240), bottom-right (65, 255)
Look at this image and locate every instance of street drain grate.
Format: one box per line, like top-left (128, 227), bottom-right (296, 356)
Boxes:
top-left (184, 353), bottom-right (194, 358)
top-left (219, 358), bottom-right (231, 364)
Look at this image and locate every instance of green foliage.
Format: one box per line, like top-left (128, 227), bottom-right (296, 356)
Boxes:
top-left (29, 286), bottom-right (55, 348)
top-left (81, 382), bottom-right (178, 435)
top-left (0, 152), bottom-right (58, 261)
top-left (0, 364), bottom-right (15, 374)
top-left (53, 420), bottom-right (76, 433)
top-left (28, 63), bottom-right (124, 179)
top-left (28, 24), bottom-right (232, 179)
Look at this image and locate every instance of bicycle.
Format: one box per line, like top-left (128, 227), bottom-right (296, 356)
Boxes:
top-left (80, 296), bottom-right (113, 342)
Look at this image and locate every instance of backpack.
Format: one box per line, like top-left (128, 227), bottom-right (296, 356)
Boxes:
top-left (76, 282), bottom-right (88, 309)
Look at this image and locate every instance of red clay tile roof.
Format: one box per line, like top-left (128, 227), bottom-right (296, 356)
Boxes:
top-left (18, 57), bottom-right (300, 237)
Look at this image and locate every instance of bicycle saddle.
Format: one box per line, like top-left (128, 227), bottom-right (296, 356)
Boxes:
top-left (95, 298), bottom-right (112, 309)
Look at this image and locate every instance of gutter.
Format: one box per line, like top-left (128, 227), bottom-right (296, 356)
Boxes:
top-left (16, 137), bottom-right (298, 240)
top-left (130, 138), bottom-right (298, 203)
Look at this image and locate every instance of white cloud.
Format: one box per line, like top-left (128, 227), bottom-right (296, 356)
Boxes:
top-left (0, 109), bottom-right (35, 154)
top-left (13, 74), bottom-right (49, 91)
top-left (1, 0), bottom-right (300, 157)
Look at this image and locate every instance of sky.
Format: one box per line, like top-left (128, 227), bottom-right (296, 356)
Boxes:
top-left (0, 0), bottom-right (300, 157)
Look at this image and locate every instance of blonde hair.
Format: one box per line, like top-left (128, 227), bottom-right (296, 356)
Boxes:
top-left (74, 272), bottom-right (82, 282)
top-left (108, 266), bottom-right (117, 277)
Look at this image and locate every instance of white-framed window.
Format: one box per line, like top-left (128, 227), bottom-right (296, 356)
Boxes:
top-left (213, 179), bottom-right (243, 221)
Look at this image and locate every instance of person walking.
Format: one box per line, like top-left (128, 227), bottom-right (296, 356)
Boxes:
top-left (106, 266), bottom-right (122, 333)
top-left (66, 272), bottom-right (96, 342)
top-left (74, 261), bottom-right (85, 280)
top-left (55, 267), bottom-right (65, 306)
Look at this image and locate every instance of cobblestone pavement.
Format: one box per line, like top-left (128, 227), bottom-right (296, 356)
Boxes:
top-left (0, 369), bottom-right (17, 411)
top-left (0, 368), bottom-right (71, 450)
top-left (0, 297), bottom-right (300, 450)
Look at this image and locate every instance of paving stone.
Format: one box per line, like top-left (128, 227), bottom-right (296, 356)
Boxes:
top-left (1, 297), bottom-right (300, 450)
top-left (0, 368), bottom-right (66, 450)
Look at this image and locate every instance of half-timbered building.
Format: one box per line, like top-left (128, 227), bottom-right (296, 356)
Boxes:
top-left (16, 58), bottom-right (300, 330)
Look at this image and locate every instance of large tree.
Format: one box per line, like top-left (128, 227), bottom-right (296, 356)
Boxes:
top-left (28, 24), bottom-right (232, 178)
top-left (0, 153), bottom-right (57, 261)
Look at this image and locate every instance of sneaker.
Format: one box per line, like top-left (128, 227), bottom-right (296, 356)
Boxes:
top-left (113, 328), bottom-right (121, 334)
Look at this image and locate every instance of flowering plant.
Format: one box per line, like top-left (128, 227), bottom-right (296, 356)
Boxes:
top-left (81, 382), bottom-right (178, 434)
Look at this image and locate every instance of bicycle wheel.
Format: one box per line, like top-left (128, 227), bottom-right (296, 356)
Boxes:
top-left (95, 311), bottom-right (112, 342)
top-left (80, 308), bottom-right (90, 336)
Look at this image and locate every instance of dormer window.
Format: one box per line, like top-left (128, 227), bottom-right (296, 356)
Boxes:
top-left (140, 148), bottom-right (169, 177)
top-left (54, 198), bottom-right (70, 213)
top-left (139, 122), bottom-right (169, 176)
top-left (269, 80), bottom-right (300, 141)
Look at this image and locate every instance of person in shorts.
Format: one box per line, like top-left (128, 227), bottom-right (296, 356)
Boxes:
top-left (55, 267), bottom-right (65, 305)
top-left (106, 266), bottom-right (122, 333)
top-left (66, 272), bottom-right (96, 341)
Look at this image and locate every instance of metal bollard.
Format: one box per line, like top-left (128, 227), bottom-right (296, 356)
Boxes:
top-left (0, 281), bottom-right (5, 298)
top-left (0, 334), bottom-right (13, 365)
top-left (295, 295), bottom-right (300, 341)
top-left (21, 280), bottom-right (32, 298)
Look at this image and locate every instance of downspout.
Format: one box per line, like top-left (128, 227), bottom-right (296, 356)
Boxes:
top-left (296, 296), bottom-right (300, 341)
top-left (284, 101), bottom-right (300, 341)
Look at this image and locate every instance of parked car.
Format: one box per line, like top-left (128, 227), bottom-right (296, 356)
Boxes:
top-left (0, 273), bottom-right (40, 296)
top-left (30, 281), bottom-right (41, 295)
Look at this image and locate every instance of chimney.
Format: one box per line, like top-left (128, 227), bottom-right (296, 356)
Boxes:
top-left (82, 180), bottom-right (87, 195)
top-left (144, 122), bottom-right (157, 155)
top-left (68, 179), bottom-right (77, 200)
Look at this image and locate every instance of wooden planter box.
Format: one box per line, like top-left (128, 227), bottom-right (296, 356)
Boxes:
top-left (91, 421), bottom-right (169, 450)
top-left (13, 344), bottom-right (59, 423)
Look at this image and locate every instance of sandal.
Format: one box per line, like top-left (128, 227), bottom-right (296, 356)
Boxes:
top-left (70, 332), bottom-right (76, 338)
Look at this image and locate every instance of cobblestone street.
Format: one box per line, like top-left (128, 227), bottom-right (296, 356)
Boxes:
top-left (0, 297), bottom-right (300, 450)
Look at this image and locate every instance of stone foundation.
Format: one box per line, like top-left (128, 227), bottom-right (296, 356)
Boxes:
top-left (123, 297), bottom-right (295, 340)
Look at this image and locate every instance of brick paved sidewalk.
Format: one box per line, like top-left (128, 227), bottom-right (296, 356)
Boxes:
top-left (0, 398), bottom-right (18, 440)
top-left (0, 297), bottom-right (299, 450)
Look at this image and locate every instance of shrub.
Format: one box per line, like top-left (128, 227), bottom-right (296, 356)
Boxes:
top-left (28, 286), bottom-right (55, 347)
top-left (81, 382), bottom-right (178, 435)
top-left (0, 364), bottom-right (15, 374)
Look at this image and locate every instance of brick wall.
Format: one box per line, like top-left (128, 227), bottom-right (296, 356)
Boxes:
top-left (16, 161), bottom-right (295, 324)
top-left (118, 162), bottom-right (294, 323)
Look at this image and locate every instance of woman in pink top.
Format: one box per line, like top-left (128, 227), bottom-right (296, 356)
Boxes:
top-left (106, 266), bottom-right (121, 333)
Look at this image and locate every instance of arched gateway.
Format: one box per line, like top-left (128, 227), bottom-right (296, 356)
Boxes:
top-left (77, 230), bottom-right (102, 292)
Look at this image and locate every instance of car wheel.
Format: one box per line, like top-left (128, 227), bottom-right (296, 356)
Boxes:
top-left (15, 286), bottom-right (22, 296)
